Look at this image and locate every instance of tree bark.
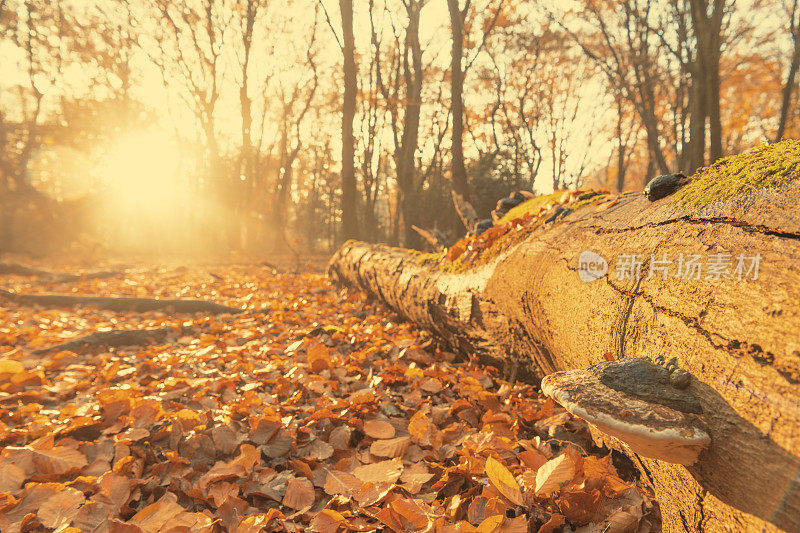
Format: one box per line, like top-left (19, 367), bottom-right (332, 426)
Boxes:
top-left (447, 0), bottom-right (471, 202)
top-left (399, 0), bottom-right (424, 248)
top-left (328, 186), bottom-right (800, 533)
top-left (339, 0), bottom-right (359, 241)
top-left (776, 0), bottom-right (800, 143)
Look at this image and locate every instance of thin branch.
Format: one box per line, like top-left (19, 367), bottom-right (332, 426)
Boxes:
top-left (317, 0), bottom-right (343, 49)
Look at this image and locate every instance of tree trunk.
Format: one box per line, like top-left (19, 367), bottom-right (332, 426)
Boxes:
top-left (687, 63), bottom-right (707, 174)
top-left (340, 0), bottom-right (359, 241)
top-left (328, 186), bottom-right (800, 533)
top-left (399, 0), bottom-right (424, 248)
top-left (776, 6), bottom-right (800, 143)
top-left (447, 0), bottom-right (471, 202)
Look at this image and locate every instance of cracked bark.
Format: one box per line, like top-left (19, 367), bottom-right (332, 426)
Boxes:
top-left (328, 185), bottom-right (800, 533)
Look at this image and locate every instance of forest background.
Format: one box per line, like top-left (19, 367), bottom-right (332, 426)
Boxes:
top-left (0, 0), bottom-right (796, 257)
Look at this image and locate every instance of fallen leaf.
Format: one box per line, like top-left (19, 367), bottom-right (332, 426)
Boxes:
top-left (364, 419), bottom-right (395, 439)
top-left (323, 470), bottom-right (362, 496)
top-left (535, 453), bottom-right (575, 496)
top-left (485, 456), bottom-right (523, 506)
top-left (3, 444), bottom-right (87, 477)
top-left (353, 458), bottom-right (403, 485)
top-left (307, 343), bottom-right (331, 372)
top-left (282, 477), bottom-right (316, 510)
top-left (128, 492), bottom-right (187, 531)
top-left (477, 513), bottom-right (505, 533)
top-left (309, 509), bottom-right (346, 533)
top-left (370, 436), bottom-right (410, 458)
top-left (37, 487), bottom-right (86, 529)
top-left (0, 461), bottom-right (26, 492)
top-left (537, 513), bottom-right (565, 533)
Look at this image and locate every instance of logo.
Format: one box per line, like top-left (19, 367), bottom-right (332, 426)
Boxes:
top-left (578, 250), bottom-right (608, 282)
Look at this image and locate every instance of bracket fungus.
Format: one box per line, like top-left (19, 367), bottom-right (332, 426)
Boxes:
top-left (541, 357), bottom-right (710, 465)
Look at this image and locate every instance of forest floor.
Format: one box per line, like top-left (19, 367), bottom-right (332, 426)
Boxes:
top-left (0, 261), bottom-right (659, 532)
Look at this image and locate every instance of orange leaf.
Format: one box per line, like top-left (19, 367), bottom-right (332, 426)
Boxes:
top-left (370, 437), bottom-right (411, 458)
top-left (353, 458), bottom-right (403, 485)
top-left (37, 487), bottom-right (85, 529)
top-left (310, 509), bottom-right (346, 533)
top-left (364, 419), bottom-right (395, 439)
top-left (485, 456), bottom-right (523, 506)
top-left (477, 514), bottom-right (505, 533)
top-left (282, 477), bottom-right (315, 510)
top-left (129, 492), bottom-right (187, 530)
top-left (323, 470), bottom-right (362, 496)
top-left (307, 343), bottom-right (331, 372)
top-left (3, 443), bottom-right (87, 477)
top-left (535, 453), bottom-right (576, 496)
top-left (536, 513), bottom-right (565, 533)
top-left (0, 461), bottom-right (25, 492)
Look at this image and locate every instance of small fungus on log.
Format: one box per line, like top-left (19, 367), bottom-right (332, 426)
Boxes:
top-left (643, 173), bottom-right (688, 201)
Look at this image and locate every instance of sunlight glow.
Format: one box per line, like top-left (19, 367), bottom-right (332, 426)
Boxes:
top-left (98, 130), bottom-right (181, 213)
top-left (93, 129), bottom-right (194, 253)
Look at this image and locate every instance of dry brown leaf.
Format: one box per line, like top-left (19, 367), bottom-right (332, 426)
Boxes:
top-left (408, 409), bottom-right (439, 447)
top-left (196, 444), bottom-right (260, 493)
top-left (517, 449), bottom-right (547, 471)
top-left (370, 436), bottom-right (410, 458)
top-left (0, 359), bottom-right (25, 378)
top-left (353, 458), bottom-right (403, 484)
top-left (282, 477), bottom-right (316, 510)
top-left (299, 439), bottom-right (334, 461)
top-left (390, 498), bottom-right (434, 531)
top-left (420, 378), bottom-right (442, 394)
top-left (128, 492), bottom-right (187, 531)
top-left (3, 444), bottom-right (87, 477)
top-left (323, 470), bottom-right (362, 496)
top-left (354, 481), bottom-right (394, 507)
top-left (498, 515), bottom-right (528, 532)
top-left (309, 509), bottom-right (346, 533)
top-left (37, 487), bottom-right (86, 529)
top-left (485, 456), bottom-right (523, 506)
top-left (535, 453), bottom-right (575, 496)
top-left (0, 461), bottom-right (26, 492)
top-left (307, 343), bottom-right (331, 372)
top-left (364, 419), bottom-right (395, 439)
top-left (476, 513), bottom-right (505, 533)
top-left (400, 461), bottom-right (434, 493)
top-left (537, 513), bottom-right (566, 533)
top-left (603, 507), bottom-right (641, 533)
top-left (558, 489), bottom-right (605, 525)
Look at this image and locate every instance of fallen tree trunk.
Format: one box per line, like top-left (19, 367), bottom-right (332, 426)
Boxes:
top-left (0, 290), bottom-right (242, 315)
top-left (328, 184), bottom-right (800, 532)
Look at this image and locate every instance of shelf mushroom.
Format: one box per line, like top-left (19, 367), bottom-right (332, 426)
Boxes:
top-left (541, 357), bottom-right (710, 465)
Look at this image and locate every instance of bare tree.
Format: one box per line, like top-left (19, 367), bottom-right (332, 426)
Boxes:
top-left (446, 0), bottom-right (471, 202)
top-left (153, 0), bottom-right (228, 188)
top-left (340, 0), bottom-right (359, 240)
top-left (776, 0), bottom-right (800, 142)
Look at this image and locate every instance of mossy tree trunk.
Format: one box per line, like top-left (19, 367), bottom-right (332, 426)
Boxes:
top-left (328, 185), bottom-right (800, 533)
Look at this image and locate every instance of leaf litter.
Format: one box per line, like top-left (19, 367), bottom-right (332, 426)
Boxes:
top-left (0, 264), bottom-right (659, 532)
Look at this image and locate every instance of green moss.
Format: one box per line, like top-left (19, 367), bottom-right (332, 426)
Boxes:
top-left (497, 191), bottom-right (566, 226)
top-left (438, 188), bottom-right (612, 274)
top-left (674, 139), bottom-right (800, 207)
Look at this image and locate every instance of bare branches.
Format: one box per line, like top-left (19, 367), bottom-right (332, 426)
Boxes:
top-left (317, 0), bottom-right (343, 49)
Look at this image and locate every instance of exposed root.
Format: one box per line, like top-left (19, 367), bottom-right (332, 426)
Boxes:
top-left (33, 326), bottom-right (184, 354)
top-left (0, 289), bottom-right (243, 315)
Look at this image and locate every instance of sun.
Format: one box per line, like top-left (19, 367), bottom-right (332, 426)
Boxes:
top-left (93, 129), bottom-right (190, 251)
top-left (98, 129), bottom-right (181, 211)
